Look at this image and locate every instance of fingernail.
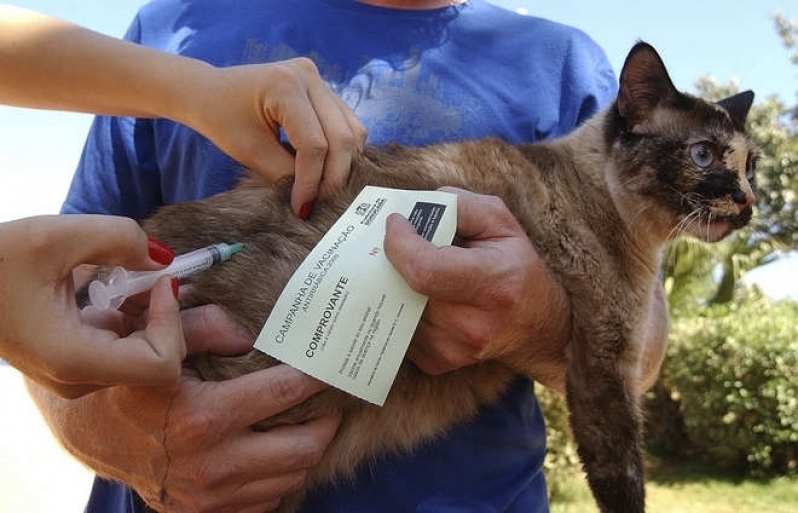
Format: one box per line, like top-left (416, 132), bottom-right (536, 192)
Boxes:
top-left (170, 277), bottom-right (180, 300)
top-left (148, 237), bottom-right (175, 265)
top-left (299, 201), bottom-right (314, 220)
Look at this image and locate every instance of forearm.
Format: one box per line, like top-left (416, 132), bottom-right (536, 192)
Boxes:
top-left (0, 5), bottom-right (214, 123)
top-left (498, 265), bottom-right (572, 396)
top-left (25, 379), bottom-right (106, 470)
top-left (517, 280), bottom-right (571, 395)
top-left (24, 378), bottom-right (163, 483)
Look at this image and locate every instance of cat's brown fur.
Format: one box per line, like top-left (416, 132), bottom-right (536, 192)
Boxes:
top-left (143, 43), bottom-right (757, 513)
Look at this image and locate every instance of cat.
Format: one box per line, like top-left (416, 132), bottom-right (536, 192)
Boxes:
top-left (142, 42), bottom-right (757, 513)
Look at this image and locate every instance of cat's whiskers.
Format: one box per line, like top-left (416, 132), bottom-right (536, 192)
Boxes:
top-left (666, 184), bottom-right (701, 212)
top-left (669, 209), bottom-right (701, 240)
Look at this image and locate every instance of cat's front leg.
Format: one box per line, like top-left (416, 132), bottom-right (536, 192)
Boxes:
top-left (565, 329), bottom-right (645, 513)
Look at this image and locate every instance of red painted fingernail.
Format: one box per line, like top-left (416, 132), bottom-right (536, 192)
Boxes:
top-left (170, 277), bottom-right (180, 300)
top-left (148, 237), bottom-right (175, 265)
top-left (299, 201), bottom-right (314, 220)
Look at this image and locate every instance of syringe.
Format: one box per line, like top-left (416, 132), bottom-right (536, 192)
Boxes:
top-left (83, 242), bottom-right (244, 310)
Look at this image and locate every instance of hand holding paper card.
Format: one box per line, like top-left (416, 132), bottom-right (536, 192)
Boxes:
top-left (254, 186), bottom-right (457, 405)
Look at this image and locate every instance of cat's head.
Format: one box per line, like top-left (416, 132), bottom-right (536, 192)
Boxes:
top-left (608, 42), bottom-right (758, 243)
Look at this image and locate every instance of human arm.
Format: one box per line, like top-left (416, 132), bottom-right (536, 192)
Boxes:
top-left (0, 5), bottom-right (366, 215)
top-left (383, 187), bottom-right (668, 395)
top-left (26, 304), bottom-right (341, 512)
top-left (0, 214), bottom-right (185, 398)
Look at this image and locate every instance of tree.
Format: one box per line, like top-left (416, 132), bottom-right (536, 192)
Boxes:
top-left (664, 15), bottom-right (798, 309)
top-left (775, 12), bottom-right (798, 121)
top-left (647, 15), bottom-right (798, 477)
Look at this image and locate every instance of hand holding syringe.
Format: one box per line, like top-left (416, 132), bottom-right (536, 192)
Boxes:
top-left (83, 242), bottom-right (243, 310)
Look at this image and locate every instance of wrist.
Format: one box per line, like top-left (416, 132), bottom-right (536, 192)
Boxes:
top-left (498, 269), bottom-right (571, 395)
top-left (155, 56), bottom-right (219, 130)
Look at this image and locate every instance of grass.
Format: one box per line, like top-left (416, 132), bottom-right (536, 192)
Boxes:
top-left (549, 460), bottom-right (798, 513)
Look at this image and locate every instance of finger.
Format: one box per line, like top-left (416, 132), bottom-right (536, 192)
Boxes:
top-left (44, 381), bottom-right (101, 400)
top-left (209, 364), bottom-right (329, 430)
top-left (163, 413), bottom-right (338, 512)
top-left (181, 304), bottom-right (254, 356)
top-left (79, 305), bottom-right (130, 334)
top-left (278, 92), bottom-right (328, 216)
top-left (285, 87), bottom-right (364, 214)
top-left (384, 213), bottom-right (490, 301)
top-left (170, 471), bottom-right (298, 513)
top-left (306, 84), bottom-right (366, 194)
top-left (332, 92), bottom-right (367, 151)
top-left (28, 214), bottom-right (161, 272)
top-left (406, 318), bottom-right (478, 375)
top-left (224, 413), bottom-right (340, 483)
top-left (55, 277), bottom-right (184, 389)
top-left (437, 186), bottom-right (520, 240)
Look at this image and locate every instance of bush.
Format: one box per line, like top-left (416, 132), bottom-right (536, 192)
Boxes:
top-left (646, 297), bottom-right (798, 476)
top-left (537, 386), bottom-right (584, 502)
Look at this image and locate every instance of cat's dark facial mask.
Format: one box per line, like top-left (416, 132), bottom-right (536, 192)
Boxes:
top-left (612, 42), bottom-right (758, 243)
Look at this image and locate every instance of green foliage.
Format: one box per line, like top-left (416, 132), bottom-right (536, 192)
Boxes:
top-left (538, 387), bottom-right (583, 502)
top-left (646, 296), bottom-right (798, 476)
top-left (662, 238), bottom-right (718, 314)
top-left (746, 95), bottom-right (798, 249)
top-left (663, 74), bottom-right (797, 311)
top-left (545, 12), bottom-right (798, 495)
top-left (774, 13), bottom-right (798, 67)
top-left (653, 18), bottom-right (798, 476)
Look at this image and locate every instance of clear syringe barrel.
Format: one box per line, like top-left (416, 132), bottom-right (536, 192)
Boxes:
top-left (86, 242), bottom-right (243, 310)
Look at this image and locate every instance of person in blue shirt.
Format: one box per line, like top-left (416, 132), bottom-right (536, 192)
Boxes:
top-left (28, 1), bottom-right (669, 511)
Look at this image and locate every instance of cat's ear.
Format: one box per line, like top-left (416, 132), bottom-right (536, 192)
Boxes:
top-left (717, 91), bottom-right (755, 130)
top-left (616, 42), bottom-right (679, 128)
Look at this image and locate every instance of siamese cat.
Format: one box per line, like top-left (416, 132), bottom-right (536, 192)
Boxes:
top-left (142, 42), bottom-right (757, 513)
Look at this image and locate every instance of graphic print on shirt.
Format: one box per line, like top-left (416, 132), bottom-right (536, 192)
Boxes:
top-left (242, 38), bottom-right (485, 145)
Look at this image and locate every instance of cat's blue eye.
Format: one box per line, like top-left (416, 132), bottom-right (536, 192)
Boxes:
top-left (689, 142), bottom-right (714, 168)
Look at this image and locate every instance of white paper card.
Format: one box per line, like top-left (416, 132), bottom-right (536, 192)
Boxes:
top-left (254, 186), bottom-right (457, 405)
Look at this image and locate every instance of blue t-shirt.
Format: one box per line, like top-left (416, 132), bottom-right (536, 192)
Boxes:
top-left (70, 1), bottom-right (617, 512)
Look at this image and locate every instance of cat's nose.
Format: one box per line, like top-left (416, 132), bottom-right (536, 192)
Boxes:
top-left (733, 190), bottom-right (754, 210)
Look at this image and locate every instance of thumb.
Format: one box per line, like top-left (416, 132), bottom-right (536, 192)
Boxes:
top-left (180, 304), bottom-right (255, 357)
top-left (38, 214), bottom-right (169, 272)
top-left (383, 212), bottom-right (438, 281)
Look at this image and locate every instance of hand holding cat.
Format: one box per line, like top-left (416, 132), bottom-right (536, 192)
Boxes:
top-left (0, 215), bottom-right (184, 398)
top-left (384, 187), bottom-right (572, 392)
top-left (385, 186), bottom-right (670, 395)
top-left (0, 6), bottom-right (366, 218)
top-left (26, 303), bottom-right (340, 513)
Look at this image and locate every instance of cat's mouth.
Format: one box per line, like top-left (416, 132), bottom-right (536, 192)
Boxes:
top-left (686, 206), bottom-right (752, 242)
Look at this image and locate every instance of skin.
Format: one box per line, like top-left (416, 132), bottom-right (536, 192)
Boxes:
top-left (0, 215), bottom-right (185, 398)
top-left (17, 1), bottom-right (669, 511)
top-left (0, 5), bottom-right (362, 394)
top-left (0, 5), bottom-right (355, 510)
top-left (0, 5), bottom-right (366, 215)
top-left (386, 187), bottom-right (669, 396)
top-left (29, 304), bottom-right (340, 513)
